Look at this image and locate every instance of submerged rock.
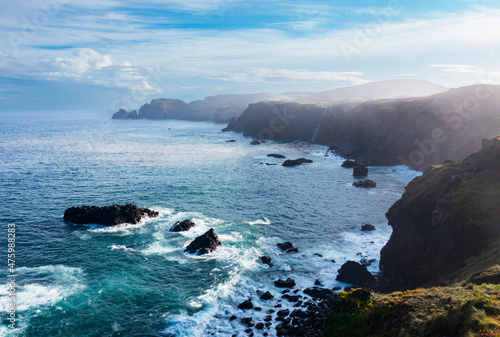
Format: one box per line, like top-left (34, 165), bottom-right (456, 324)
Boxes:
top-left (170, 219), bottom-right (196, 232)
top-left (353, 179), bottom-right (377, 188)
top-left (353, 165), bottom-right (369, 177)
top-left (63, 204), bottom-right (158, 226)
top-left (184, 228), bottom-right (221, 255)
top-left (336, 261), bottom-right (376, 288)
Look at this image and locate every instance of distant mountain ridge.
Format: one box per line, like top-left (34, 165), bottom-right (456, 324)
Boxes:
top-left (223, 84), bottom-right (500, 170)
top-left (112, 80), bottom-right (448, 123)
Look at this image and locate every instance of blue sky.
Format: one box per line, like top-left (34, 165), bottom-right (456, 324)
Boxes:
top-left (1, 0), bottom-right (500, 111)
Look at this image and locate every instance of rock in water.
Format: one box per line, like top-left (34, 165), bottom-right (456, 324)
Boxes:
top-left (170, 219), bottom-right (196, 232)
top-left (361, 224), bottom-right (376, 231)
top-left (260, 256), bottom-right (272, 266)
top-left (282, 158), bottom-right (313, 167)
top-left (260, 291), bottom-right (274, 300)
top-left (238, 300), bottom-right (254, 310)
top-left (184, 228), bottom-right (221, 255)
top-left (274, 278), bottom-right (296, 288)
top-left (63, 204), bottom-right (158, 226)
top-left (341, 160), bottom-right (358, 168)
top-left (336, 261), bottom-right (376, 288)
top-left (277, 242), bottom-right (298, 253)
top-left (250, 140), bottom-right (261, 145)
top-left (353, 165), bottom-right (369, 177)
top-left (353, 179), bottom-right (377, 188)
top-left (267, 154), bottom-right (286, 159)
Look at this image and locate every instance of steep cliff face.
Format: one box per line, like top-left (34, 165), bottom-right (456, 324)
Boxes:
top-left (137, 99), bottom-right (188, 119)
top-left (379, 136), bottom-right (500, 290)
top-left (225, 85), bottom-right (500, 170)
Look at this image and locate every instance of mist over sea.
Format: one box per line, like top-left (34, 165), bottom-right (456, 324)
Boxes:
top-left (0, 112), bottom-right (420, 336)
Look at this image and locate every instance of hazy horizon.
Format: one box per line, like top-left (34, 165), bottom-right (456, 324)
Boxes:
top-left (1, 0), bottom-right (500, 111)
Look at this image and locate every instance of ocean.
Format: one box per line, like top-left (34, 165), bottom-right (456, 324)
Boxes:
top-left (0, 112), bottom-right (420, 336)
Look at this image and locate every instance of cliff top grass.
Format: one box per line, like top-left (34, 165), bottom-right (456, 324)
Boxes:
top-left (324, 279), bottom-right (500, 337)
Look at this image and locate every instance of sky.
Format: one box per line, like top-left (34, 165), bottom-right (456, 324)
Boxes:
top-left (1, 0), bottom-right (500, 111)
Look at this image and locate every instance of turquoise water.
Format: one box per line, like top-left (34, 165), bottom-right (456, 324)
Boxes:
top-left (0, 113), bottom-right (420, 336)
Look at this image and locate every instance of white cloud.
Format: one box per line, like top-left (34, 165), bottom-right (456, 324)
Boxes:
top-left (430, 64), bottom-right (485, 74)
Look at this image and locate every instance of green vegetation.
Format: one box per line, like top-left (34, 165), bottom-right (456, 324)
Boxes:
top-left (324, 278), bottom-right (500, 337)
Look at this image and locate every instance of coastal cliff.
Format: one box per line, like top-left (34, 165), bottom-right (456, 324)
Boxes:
top-left (379, 136), bottom-right (500, 290)
top-left (224, 84), bottom-right (500, 170)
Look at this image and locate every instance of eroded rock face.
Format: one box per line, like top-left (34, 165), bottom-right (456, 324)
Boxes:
top-left (380, 136), bottom-right (500, 290)
top-left (63, 204), bottom-right (158, 226)
top-left (184, 228), bottom-right (221, 255)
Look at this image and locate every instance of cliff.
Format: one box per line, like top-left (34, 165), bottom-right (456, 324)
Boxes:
top-left (224, 84), bottom-right (500, 170)
top-left (112, 80), bottom-right (447, 124)
top-left (379, 136), bottom-right (500, 290)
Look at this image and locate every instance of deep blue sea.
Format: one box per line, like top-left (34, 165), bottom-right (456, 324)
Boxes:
top-left (0, 111), bottom-right (420, 337)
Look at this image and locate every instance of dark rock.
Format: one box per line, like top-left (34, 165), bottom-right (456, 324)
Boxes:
top-left (314, 279), bottom-right (323, 286)
top-left (226, 139), bottom-right (237, 143)
top-left (303, 287), bottom-right (336, 301)
top-left (260, 291), bottom-right (274, 300)
top-left (277, 309), bottom-right (290, 317)
top-left (361, 224), bottom-right (376, 231)
top-left (353, 179), bottom-right (377, 188)
top-left (260, 256), bottom-right (272, 266)
top-left (254, 307), bottom-right (262, 311)
top-left (267, 154), bottom-right (286, 159)
top-left (332, 286), bottom-right (342, 291)
top-left (351, 289), bottom-right (371, 301)
top-left (353, 165), bottom-right (369, 177)
top-left (229, 315), bottom-right (237, 321)
top-left (184, 228), bottom-right (221, 255)
top-left (267, 309), bottom-right (275, 314)
top-left (277, 242), bottom-right (299, 253)
top-left (282, 158), bottom-right (313, 167)
top-left (255, 323), bottom-right (264, 330)
top-left (244, 328), bottom-right (253, 333)
top-left (238, 300), bottom-right (254, 310)
top-left (336, 261), bottom-right (376, 288)
top-left (290, 309), bottom-right (309, 319)
top-left (250, 140), bottom-right (261, 145)
top-left (314, 253), bottom-right (323, 257)
top-left (287, 296), bottom-right (301, 302)
top-left (64, 204), bottom-right (158, 226)
top-left (275, 278), bottom-right (296, 288)
top-left (341, 160), bottom-right (358, 168)
top-left (170, 219), bottom-right (196, 232)
top-left (282, 290), bottom-right (290, 294)
top-left (264, 315), bottom-right (273, 322)
top-left (241, 317), bottom-right (253, 326)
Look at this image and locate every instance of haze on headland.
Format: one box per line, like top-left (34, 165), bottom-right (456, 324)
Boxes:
top-left (1, 0), bottom-right (500, 112)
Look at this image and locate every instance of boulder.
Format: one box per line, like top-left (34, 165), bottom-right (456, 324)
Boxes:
top-left (184, 228), bottom-right (221, 255)
top-left (361, 224), bottom-right (376, 231)
top-left (260, 256), bottom-right (272, 266)
top-left (260, 291), bottom-right (274, 300)
top-left (274, 278), bottom-right (296, 288)
top-left (336, 261), bottom-right (376, 288)
top-left (170, 219), bottom-right (196, 232)
top-left (267, 154), bottom-right (286, 159)
top-left (353, 180), bottom-right (377, 188)
top-left (341, 160), bottom-right (358, 168)
top-left (250, 140), bottom-right (261, 145)
top-left (303, 287), bottom-right (336, 301)
top-left (277, 242), bottom-right (298, 253)
top-left (282, 158), bottom-right (313, 167)
top-left (353, 165), bottom-right (369, 177)
top-left (63, 204), bottom-right (158, 226)
top-left (238, 299), bottom-right (254, 310)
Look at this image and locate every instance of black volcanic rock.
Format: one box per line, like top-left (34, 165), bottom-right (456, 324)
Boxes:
top-left (303, 287), bottom-right (336, 301)
top-left (341, 160), bottom-right (358, 168)
top-left (380, 136), bottom-right (500, 290)
top-left (267, 154), bottom-right (286, 159)
top-left (184, 228), bottom-right (221, 255)
top-left (238, 299), bottom-right (254, 310)
top-left (275, 278), bottom-right (296, 288)
top-left (353, 179), bottom-right (377, 188)
top-left (282, 158), bottom-right (313, 167)
top-left (260, 256), bottom-right (272, 266)
top-left (260, 291), bottom-right (274, 300)
top-left (353, 165), bottom-right (369, 177)
top-left (170, 219), bottom-right (196, 232)
top-left (361, 224), bottom-right (376, 231)
top-left (336, 261), bottom-right (376, 288)
top-left (277, 242), bottom-right (298, 253)
top-left (64, 204), bottom-right (158, 226)
top-left (250, 140), bottom-right (261, 145)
